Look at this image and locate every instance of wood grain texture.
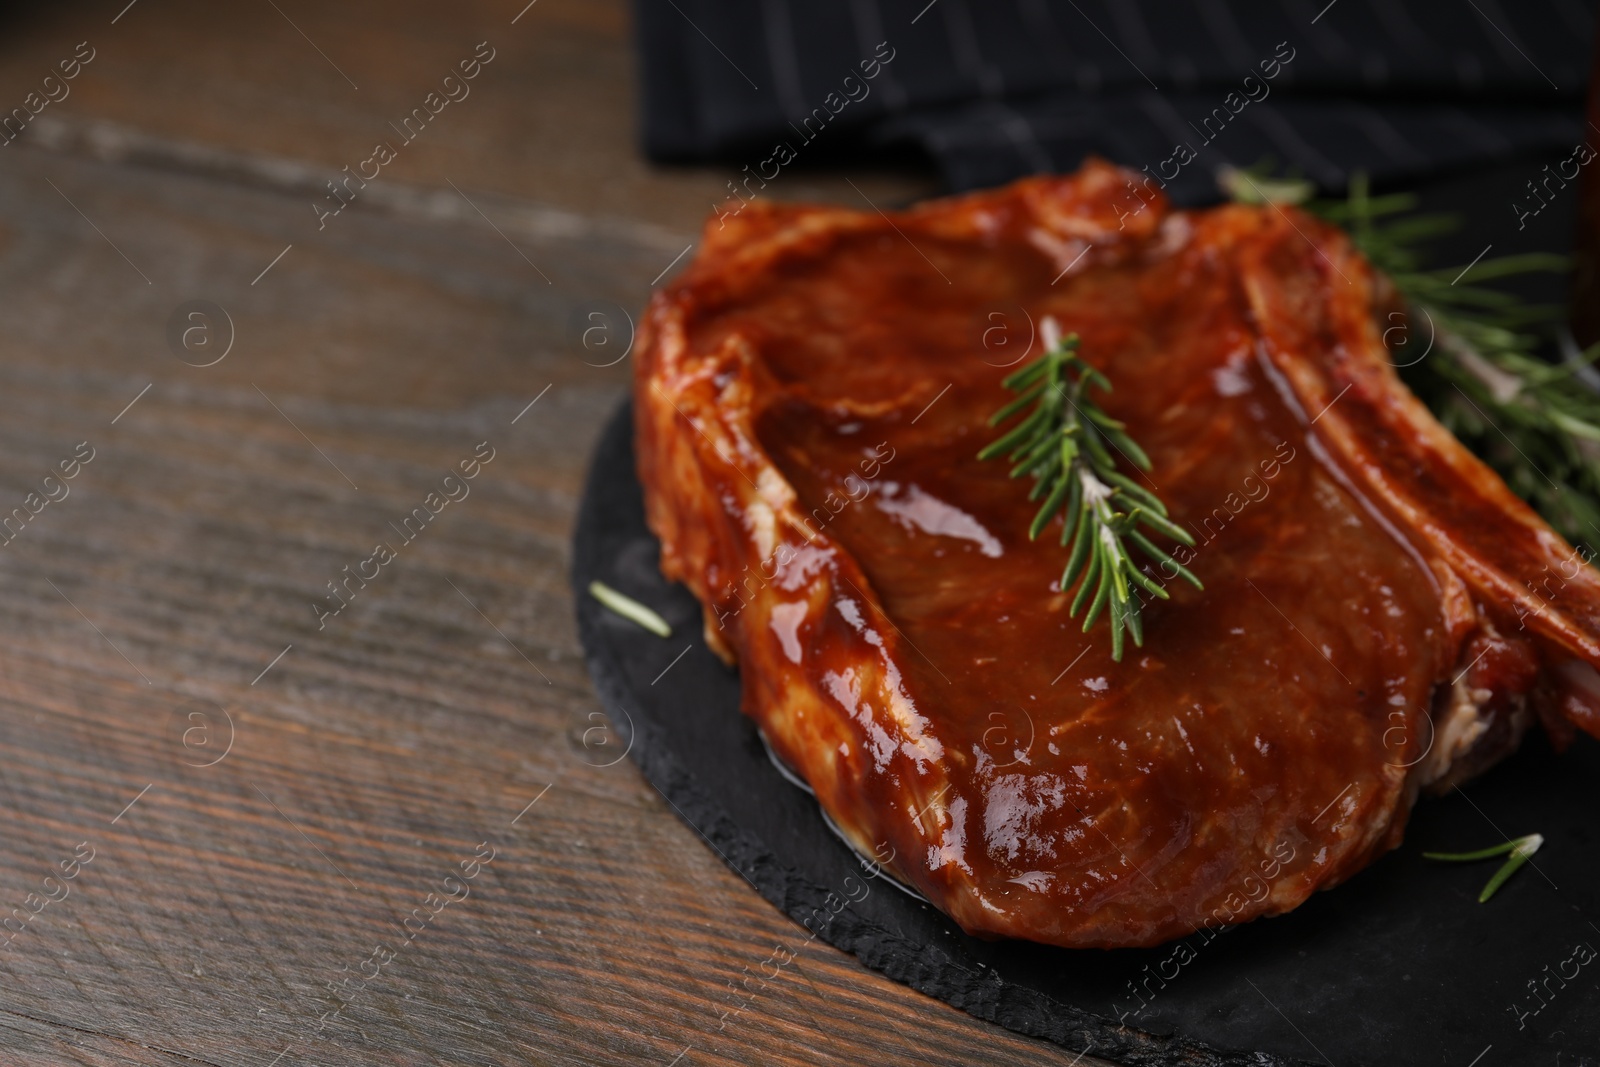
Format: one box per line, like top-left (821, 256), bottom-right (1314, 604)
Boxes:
top-left (0, 1), bottom-right (1106, 1064)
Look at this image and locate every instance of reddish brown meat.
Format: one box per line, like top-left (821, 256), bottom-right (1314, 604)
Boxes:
top-left (634, 160), bottom-right (1600, 949)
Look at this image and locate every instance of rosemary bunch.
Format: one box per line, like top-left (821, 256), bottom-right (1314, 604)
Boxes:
top-left (1225, 165), bottom-right (1600, 546)
top-left (979, 319), bottom-right (1200, 661)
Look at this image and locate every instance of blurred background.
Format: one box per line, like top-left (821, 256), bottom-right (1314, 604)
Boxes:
top-left (0, 2), bottom-right (1591, 1065)
top-left (638, 0), bottom-right (1592, 200)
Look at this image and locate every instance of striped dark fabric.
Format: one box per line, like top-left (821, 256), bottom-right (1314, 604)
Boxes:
top-left (636, 0), bottom-right (1595, 201)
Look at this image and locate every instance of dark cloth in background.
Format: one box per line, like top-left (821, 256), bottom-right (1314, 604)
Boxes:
top-left (635, 0), bottom-right (1595, 203)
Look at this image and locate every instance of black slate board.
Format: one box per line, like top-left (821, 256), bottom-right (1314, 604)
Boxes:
top-left (572, 399), bottom-right (1600, 1067)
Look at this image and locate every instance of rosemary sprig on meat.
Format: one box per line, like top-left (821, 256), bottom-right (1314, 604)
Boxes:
top-left (979, 318), bottom-right (1200, 661)
top-left (1224, 165), bottom-right (1598, 546)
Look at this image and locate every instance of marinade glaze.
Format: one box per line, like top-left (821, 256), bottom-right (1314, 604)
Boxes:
top-left (635, 161), bottom-right (1600, 949)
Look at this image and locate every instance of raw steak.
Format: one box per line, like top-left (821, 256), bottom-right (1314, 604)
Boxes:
top-left (633, 160), bottom-right (1600, 949)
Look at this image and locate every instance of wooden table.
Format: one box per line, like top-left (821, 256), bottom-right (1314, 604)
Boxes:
top-left (0, 2), bottom-right (1105, 1063)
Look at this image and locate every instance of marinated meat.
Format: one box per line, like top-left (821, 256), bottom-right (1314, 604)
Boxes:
top-left (633, 160), bottom-right (1600, 949)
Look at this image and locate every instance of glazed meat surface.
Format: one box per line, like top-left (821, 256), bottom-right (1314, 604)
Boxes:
top-left (634, 161), bottom-right (1600, 949)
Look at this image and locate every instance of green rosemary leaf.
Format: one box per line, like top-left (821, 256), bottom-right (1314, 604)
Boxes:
top-left (1002, 357), bottom-right (1052, 392)
top-left (1134, 509), bottom-right (1197, 547)
top-left (1013, 432), bottom-right (1061, 478)
top-left (1100, 471), bottom-right (1173, 519)
top-left (1069, 540), bottom-right (1101, 615)
top-left (1084, 406), bottom-right (1129, 433)
top-left (1082, 552), bottom-right (1113, 629)
top-left (1422, 839), bottom-right (1524, 862)
top-left (1444, 252), bottom-right (1568, 284)
top-left (1031, 473), bottom-right (1074, 540)
top-left (1079, 425), bottom-right (1119, 471)
top-left (1059, 470), bottom-right (1085, 547)
top-left (1424, 833), bottom-right (1543, 903)
top-left (981, 320), bottom-right (1201, 660)
top-left (1124, 593), bottom-right (1144, 647)
top-left (1127, 564), bottom-right (1173, 600)
top-left (1099, 427), bottom-right (1153, 471)
top-left (1216, 165), bottom-right (1316, 207)
top-left (1106, 587), bottom-right (1126, 661)
top-left (588, 580), bottom-right (672, 638)
top-left (1127, 529), bottom-right (1203, 589)
top-left (1547, 410), bottom-right (1600, 442)
top-left (988, 382), bottom-right (1046, 427)
top-left (977, 408), bottom-right (1046, 461)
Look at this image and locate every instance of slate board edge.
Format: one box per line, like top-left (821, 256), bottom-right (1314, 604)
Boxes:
top-left (569, 398), bottom-right (1321, 1067)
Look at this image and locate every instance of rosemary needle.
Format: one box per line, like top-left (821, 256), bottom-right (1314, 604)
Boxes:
top-left (1424, 833), bottom-right (1543, 903)
top-left (979, 317), bottom-right (1200, 661)
top-left (588, 580), bottom-right (672, 638)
